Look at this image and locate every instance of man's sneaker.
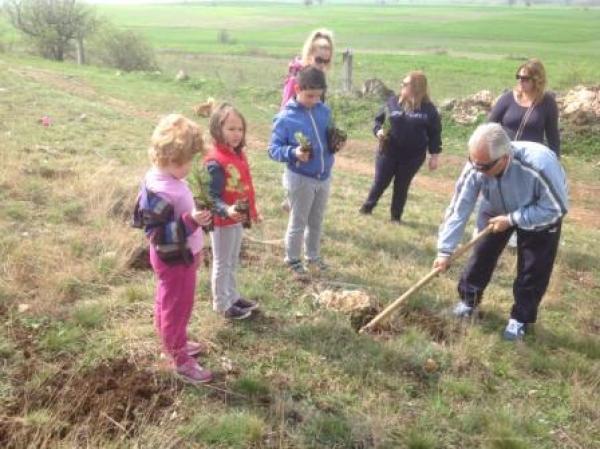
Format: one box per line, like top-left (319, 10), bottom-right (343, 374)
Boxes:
top-left (503, 318), bottom-right (526, 341)
top-left (359, 205), bottom-right (372, 215)
top-left (452, 301), bottom-right (474, 318)
top-left (223, 305), bottom-right (252, 320)
top-left (287, 260), bottom-right (309, 280)
top-left (234, 297), bottom-right (259, 311)
top-left (306, 258), bottom-right (328, 272)
top-left (390, 218), bottom-right (402, 225)
top-left (176, 359), bottom-right (213, 384)
top-left (186, 341), bottom-right (208, 357)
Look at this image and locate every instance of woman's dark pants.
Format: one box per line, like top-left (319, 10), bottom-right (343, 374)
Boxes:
top-left (362, 152), bottom-right (425, 220)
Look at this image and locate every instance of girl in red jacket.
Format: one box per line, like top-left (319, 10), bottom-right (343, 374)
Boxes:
top-left (205, 103), bottom-right (260, 320)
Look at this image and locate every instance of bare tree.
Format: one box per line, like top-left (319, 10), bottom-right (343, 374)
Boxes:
top-left (4, 0), bottom-right (96, 62)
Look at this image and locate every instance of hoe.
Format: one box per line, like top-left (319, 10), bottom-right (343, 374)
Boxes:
top-left (359, 224), bottom-right (493, 334)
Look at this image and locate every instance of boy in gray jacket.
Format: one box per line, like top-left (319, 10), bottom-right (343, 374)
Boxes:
top-left (433, 123), bottom-right (568, 341)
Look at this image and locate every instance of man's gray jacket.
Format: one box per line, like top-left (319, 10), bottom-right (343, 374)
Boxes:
top-left (437, 141), bottom-right (568, 257)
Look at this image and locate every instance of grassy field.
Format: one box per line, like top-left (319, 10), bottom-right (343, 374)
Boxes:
top-left (1, 3), bottom-right (599, 449)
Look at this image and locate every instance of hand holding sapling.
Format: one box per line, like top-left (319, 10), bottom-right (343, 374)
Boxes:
top-left (294, 131), bottom-right (313, 163)
top-left (189, 158), bottom-right (214, 232)
top-left (192, 209), bottom-right (212, 226)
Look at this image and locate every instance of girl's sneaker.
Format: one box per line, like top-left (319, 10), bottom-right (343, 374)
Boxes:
top-left (234, 297), bottom-right (259, 311)
top-left (176, 359), bottom-right (213, 384)
top-left (186, 341), bottom-right (209, 357)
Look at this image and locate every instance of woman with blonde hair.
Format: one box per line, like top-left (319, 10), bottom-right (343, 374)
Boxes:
top-left (359, 71), bottom-right (442, 223)
top-left (280, 28), bottom-right (334, 108)
top-left (489, 58), bottom-right (560, 155)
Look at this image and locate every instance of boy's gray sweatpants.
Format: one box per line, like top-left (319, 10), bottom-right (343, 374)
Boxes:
top-left (211, 223), bottom-right (243, 312)
top-left (285, 169), bottom-right (331, 263)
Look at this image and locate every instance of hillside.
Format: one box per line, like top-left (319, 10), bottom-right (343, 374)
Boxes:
top-left (1, 4), bottom-right (599, 448)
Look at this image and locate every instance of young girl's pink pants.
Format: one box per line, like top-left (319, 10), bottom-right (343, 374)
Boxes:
top-left (150, 247), bottom-right (199, 367)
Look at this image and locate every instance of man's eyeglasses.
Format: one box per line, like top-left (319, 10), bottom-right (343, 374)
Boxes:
top-left (515, 74), bottom-right (532, 82)
top-left (314, 56), bottom-right (331, 65)
top-left (469, 155), bottom-right (502, 172)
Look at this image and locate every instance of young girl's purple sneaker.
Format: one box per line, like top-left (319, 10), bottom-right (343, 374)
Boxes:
top-left (186, 341), bottom-right (209, 357)
top-left (176, 359), bottom-right (213, 384)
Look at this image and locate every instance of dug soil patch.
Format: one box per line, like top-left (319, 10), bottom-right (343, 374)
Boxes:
top-left (355, 306), bottom-right (462, 344)
top-left (1, 358), bottom-right (181, 448)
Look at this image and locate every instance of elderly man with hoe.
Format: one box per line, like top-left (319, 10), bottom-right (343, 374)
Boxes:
top-left (433, 123), bottom-right (568, 341)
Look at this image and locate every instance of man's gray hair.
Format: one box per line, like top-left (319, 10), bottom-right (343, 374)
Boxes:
top-left (468, 123), bottom-right (512, 159)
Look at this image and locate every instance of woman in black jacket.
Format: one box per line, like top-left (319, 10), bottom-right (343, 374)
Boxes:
top-left (360, 71), bottom-right (442, 223)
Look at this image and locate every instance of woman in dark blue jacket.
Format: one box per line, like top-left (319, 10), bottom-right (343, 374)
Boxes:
top-left (360, 71), bottom-right (442, 223)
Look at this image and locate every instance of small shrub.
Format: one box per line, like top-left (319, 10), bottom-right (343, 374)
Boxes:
top-left (5, 201), bottom-right (29, 220)
top-left (72, 302), bottom-right (106, 329)
top-left (404, 427), bottom-right (438, 449)
top-left (232, 376), bottom-right (271, 401)
top-left (62, 200), bottom-right (85, 224)
top-left (91, 25), bottom-right (157, 72)
top-left (40, 323), bottom-right (84, 353)
top-left (217, 29), bottom-right (235, 44)
top-left (301, 412), bottom-right (353, 448)
top-left (58, 277), bottom-right (85, 302)
top-left (122, 285), bottom-right (147, 303)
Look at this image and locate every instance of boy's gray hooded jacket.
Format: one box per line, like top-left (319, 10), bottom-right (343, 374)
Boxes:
top-left (438, 141), bottom-right (568, 257)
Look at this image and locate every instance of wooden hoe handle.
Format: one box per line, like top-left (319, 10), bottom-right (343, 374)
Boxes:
top-left (359, 225), bottom-right (493, 334)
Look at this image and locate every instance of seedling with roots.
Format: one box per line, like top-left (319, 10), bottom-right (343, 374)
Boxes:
top-left (379, 117), bottom-right (392, 152)
top-left (327, 118), bottom-right (348, 154)
top-left (226, 167), bottom-right (252, 229)
top-left (234, 197), bottom-right (251, 229)
top-left (190, 158), bottom-right (214, 232)
top-left (294, 131), bottom-right (313, 160)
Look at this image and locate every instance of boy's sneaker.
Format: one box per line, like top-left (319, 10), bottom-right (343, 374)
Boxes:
top-left (503, 318), bottom-right (526, 341)
top-left (234, 297), bottom-right (259, 311)
top-left (306, 258), bottom-right (328, 272)
top-left (223, 305), bottom-right (252, 320)
top-left (287, 260), bottom-right (309, 280)
top-left (186, 341), bottom-right (208, 357)
top-left (176, 359), bottom-right (213, 384)
top-left (452, 301), bottom-right (474, 318)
